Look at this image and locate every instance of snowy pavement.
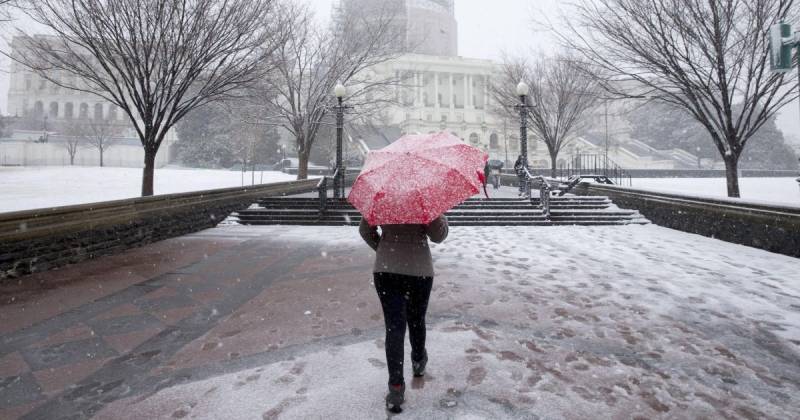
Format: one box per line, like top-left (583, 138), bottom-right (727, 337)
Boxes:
top-left (1, 224), bottom-right (798, 419)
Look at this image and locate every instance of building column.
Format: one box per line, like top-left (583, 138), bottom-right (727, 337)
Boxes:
top-left (463, 74), bottom-right (469, 109)
top-left (413, 72), bottom-right (420, 106)
top-left (449, 73), bottom-right (455, 112)
top-left (484, 76), bottom-right (489, 109)
top-left (434, 72), bottom-right (440, 109)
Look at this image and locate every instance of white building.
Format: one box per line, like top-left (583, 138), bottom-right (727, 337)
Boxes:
top-left (4, 36), bottom-right (175, 168)
top-left (371, 54), bottom-right (519, 162)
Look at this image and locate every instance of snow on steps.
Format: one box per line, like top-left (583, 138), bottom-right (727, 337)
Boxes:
top-left (234, 196), bottom-right (650, 226)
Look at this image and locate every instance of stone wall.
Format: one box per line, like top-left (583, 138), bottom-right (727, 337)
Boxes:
top-left (574, 183), bottom-right (800, 258)
top-left (0, 180), bottom-right (320, 280)
top-left (501, 169), bottom-right (799, 178)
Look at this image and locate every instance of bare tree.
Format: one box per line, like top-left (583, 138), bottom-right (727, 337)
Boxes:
top-left (13, 0), bottom-right (282, 195)
top-left (491, 54), bottom-right (602, 177)
top-left (258, 1), bottom-right (405, 179)
top-left (73, 117), bottom-right (121, 167)
top-left (0, 0), bottom-right (18, 22)
top-left (60, 120), bottom-right (84, 165)
top-left (557, 0), bottom-right (798, 197)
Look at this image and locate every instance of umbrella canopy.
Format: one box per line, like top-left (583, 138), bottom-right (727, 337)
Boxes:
top-left (348, 132), bottom-right (488, 225)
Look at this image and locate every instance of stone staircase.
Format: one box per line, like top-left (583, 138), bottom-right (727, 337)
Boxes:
top-left (234, 196), bottom-right (650, 226)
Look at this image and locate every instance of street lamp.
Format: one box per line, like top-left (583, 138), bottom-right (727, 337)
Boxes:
top-left (696, 146), bottom-right (701, 169)
top-left (515, 81), bottom-right (530, 168)
top-left (277, 145), bottom-right (287, 172)
top-left (514, 80), bottom-right (532, 196)
top-left (333, 82), bottom-right (348, 199)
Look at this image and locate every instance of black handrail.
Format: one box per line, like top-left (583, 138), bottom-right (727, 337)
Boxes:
top-left (540, 182), bottom-right (551, 219)
top-left (526, 173), bottom-right (551, 218)
top-left (318, 177), bottom-right (328, 216)
top-left (558, 154), bottom-right (632, 187)
top-left (332, 167), bottom-right (344, 199)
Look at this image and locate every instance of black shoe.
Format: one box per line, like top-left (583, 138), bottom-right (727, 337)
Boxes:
top-left (412, 350), bottom-right (428, 377)
top-left (386, 383), bottom-right (405, 413)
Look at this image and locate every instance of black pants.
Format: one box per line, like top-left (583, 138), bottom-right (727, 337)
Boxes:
top-left (374, 272), bottom-right (433, 385)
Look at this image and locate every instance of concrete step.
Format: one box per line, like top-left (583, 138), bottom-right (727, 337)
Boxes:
top-left (237, 195), bottom-right (650, 226)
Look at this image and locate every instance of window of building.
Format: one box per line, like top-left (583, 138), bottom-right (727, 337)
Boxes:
top-left (33, 101), bottom-right (44, 116)
top-left (469, 132), bottom-right (480, 145)
top-left (79, 103), bottom-right (89, 119)
top-left (38, 78), bottom-right (46, 90)
top-left (48, 102), bottom-right (59, 119)
top-left (25, 74), bottom-right (32, 90)
top-left (64, 102), bottom-right (74, 119)
top-left (426, 113), bottom-right (432, 121)
top-left (94, 103), bottom-right (104, 120)
top-left (108, 104), bottom-right (118, 121)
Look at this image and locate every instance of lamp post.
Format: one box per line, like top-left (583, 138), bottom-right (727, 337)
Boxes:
top-left (604, 100), bottom-right (609, 161)
top-left (515, 81), bottom-right (530, 168)
top-left (514, 81), bottom-right (532, 196)
top-left (333, 82), bottom-right (347, 199)
top-left (696, 146), bottom-right (701, 169)
top-left (278, 145), bottom-right (286, 172)
top-left (503, 118), bottom-right (508, 167)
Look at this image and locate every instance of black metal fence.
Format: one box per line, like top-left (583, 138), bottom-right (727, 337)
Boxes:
top-left (558, 154), bottom-right (632, 187)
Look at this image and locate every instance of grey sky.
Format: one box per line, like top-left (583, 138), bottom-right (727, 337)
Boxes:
top-left (2, 0), bottom-right (799, 138)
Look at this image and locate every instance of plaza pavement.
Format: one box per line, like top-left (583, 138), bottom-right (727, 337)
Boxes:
top-left (1, 195), bottom-right (799, 419)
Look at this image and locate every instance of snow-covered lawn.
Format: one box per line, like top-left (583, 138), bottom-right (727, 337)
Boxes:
top-left (0, 166), bottom-right (304, 213)
top-left (631, 177), bottom-right (800, 206)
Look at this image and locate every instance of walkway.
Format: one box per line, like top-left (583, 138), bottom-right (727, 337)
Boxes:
top-left (1, 223), bottom-right (799, 419)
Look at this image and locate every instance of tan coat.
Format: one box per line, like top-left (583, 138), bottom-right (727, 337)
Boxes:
top-left (358, 215), bottom-right (449, 277)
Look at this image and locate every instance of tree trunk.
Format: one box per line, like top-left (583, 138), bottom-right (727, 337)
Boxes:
top-left (297, 150), bottom-right (309, 180)
top-left (69, 151), bottom-right (75, 165)
top-left (549, 150), bottom-right (558, 178)
top-left (99, 147), bottom-right (104, 167)
top-left (142, 149), bottom-right (156, 196)
top-left (723, 154), bottom-right (740, 198)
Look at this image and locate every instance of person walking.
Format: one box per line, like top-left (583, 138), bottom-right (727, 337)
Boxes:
top-left (359, 215), bottom-right (449, 413)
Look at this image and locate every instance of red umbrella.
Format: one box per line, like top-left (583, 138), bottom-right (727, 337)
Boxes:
top-left (348, 132), bottom-right (488, 225)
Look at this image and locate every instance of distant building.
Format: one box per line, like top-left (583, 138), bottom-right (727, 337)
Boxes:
top-left (4, 36), bottom-right (175, 168)
top-left (368, 53), bottom-right (518, 164)
top-left (336, 0), bottom-right (458, 57)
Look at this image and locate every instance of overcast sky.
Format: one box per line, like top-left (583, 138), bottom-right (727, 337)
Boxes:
top-left (2, 0), bottom-right (798, 138)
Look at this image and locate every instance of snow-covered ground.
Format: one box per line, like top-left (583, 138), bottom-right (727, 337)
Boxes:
top-left (94, 224), bottom-right (800, 419)
top-left (2, 166), bottom-right (798, 214)
top-left (0, 166), bottom-right (303, 213)
top-left (632, 177), bottom-right (800, 206)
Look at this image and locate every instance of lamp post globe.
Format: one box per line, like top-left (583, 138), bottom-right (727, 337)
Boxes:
top-left (516, 80), bottom-right (529, 98)
top-left (334, 82), bottom-right (346, 99)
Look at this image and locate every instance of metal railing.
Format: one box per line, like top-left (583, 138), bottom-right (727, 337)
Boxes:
top-left (318, 177), bottom-right (328, 215)
top-left (332, 167), bottom-right (346, 199)
top-left (520, 167), bottom-right (534, 198)
top-left (524, 172), bottom-right (551, 219)
top-left (558, 154), bottom-right (632, 187)
top-left (539, 180), bottom-right (551, 219)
